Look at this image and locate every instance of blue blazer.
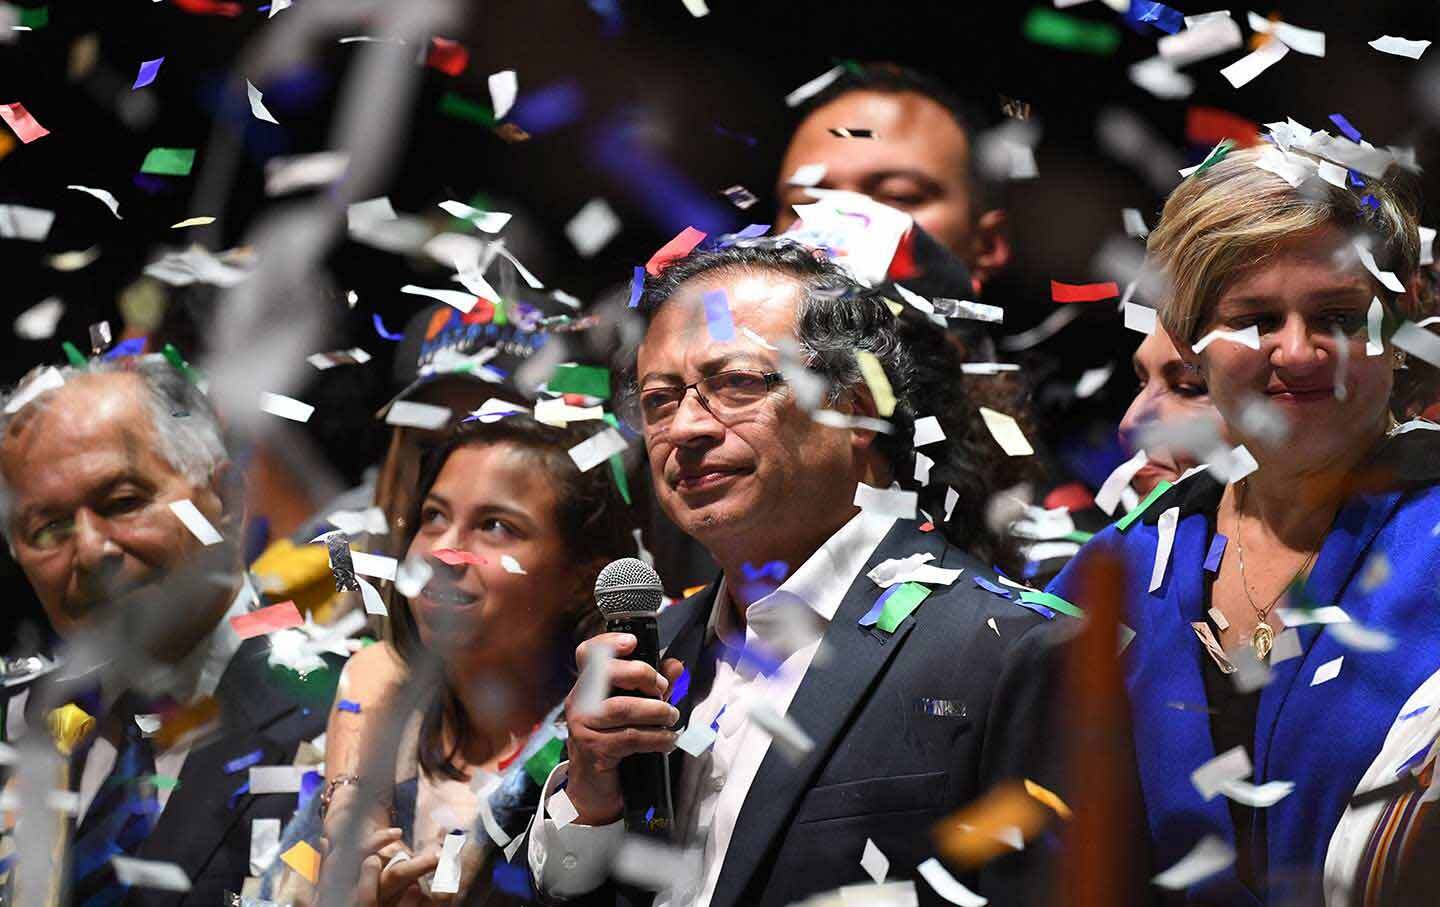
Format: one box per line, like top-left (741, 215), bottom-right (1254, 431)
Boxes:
top-left (1048, 430), bottom-right (1440, 905)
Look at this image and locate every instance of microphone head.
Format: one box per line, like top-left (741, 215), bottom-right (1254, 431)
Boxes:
top-left (595, 557), bottom-right (663, 619)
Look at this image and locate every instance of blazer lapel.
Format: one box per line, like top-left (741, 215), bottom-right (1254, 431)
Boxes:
top-left (661, 588), bottom-right (721, 787)
top-left (134, 639), bottom-right (302, 905)
top-left (707, 522), bottom-right (926, 907)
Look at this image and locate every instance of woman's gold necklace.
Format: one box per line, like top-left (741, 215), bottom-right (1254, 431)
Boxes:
top-left (1231, 480), bottom-right (1322, 660)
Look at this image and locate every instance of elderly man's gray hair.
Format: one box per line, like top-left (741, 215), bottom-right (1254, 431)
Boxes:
top-left (0, 356), bottom-right (229, 540)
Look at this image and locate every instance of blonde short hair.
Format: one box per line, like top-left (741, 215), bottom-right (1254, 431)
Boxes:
top-left (1146, 143), bottom-right (1422, 346)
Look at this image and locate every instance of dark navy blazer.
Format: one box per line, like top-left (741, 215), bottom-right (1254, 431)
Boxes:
top-left (1048, 430), bottom-right (1440, 906)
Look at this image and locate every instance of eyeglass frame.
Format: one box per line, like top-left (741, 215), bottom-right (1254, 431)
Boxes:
top-left (620, 369), bottom-right (787, 433)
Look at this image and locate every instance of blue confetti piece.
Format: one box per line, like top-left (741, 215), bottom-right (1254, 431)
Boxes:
top-left (133, 57), bottom-right (165, 90)
top-left (972, 575), bottom-right (1013, 599)
top-left (1348, 169), bottom-right (1366, 188)
top-left (372, 313), bottom-right (404, 341)
top-left (644, 806), bottom-right (654, 822)
top-left (1129, 1), bottom-right (1184, 34)
top-left (1361, 194), bottom-right (1380, 211)
top-left (702, 289), bottom-right (735, 341)
top-left (1203, 534), bottom-right (1227, 573)
top-left (337, 699), bottom-right (362, 713)
top-left (103, 337), bottom-right (147, 360)
top-left (722, 633), bottom-right (783, 676)
top-left (741, 561), bottom-right (788, 583)
top-left (710, 704), bottom-right (727, 731)
top-left (1012, 598), bottom-right (1057, 620)
top-left (858, 585), bottom-right (902, 627)
top-left (224, 749), bottom-right (265, 775)
top-left (1400, 705), bottom-right (1430, 721)
top-left (734, 223), bottom-right (770, 239)
top-left (227, 780), bottom-right (251, 809)
top-left (628, 265), bottom-right (645, 308)
top-left (667, 667), bottom-right (691, 705)
top-left (297, 769), bottom-right (323, 813)
top-left (712, 123), bottom-right (758, 147)
top-left (1328, 113), bottom-right (1363, 143)
top-left (493, 860), bottom-right (533, 896)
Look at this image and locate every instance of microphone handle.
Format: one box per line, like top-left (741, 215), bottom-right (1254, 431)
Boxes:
top-left (606, 613), bottom-right (674, 838)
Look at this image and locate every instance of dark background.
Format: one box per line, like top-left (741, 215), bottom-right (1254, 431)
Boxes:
top-left (2, 0), bottom-right (1438, 651)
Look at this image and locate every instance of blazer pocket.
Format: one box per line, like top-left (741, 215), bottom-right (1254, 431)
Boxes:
top-left (793, 770), bottom-right (949, 825)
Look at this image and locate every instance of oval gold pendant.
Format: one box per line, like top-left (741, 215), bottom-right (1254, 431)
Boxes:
top-left (1251, 621), bottom-right (1274, 660)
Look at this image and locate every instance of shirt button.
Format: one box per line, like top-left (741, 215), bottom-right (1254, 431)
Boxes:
top-left (562, 854), bottom-right (579, 870)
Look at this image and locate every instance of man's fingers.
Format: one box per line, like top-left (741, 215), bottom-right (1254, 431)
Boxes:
top-left (577, 632), bottom-right (636, 665)
top-left (355, 827), bottom-right (403, 856)
top-left (378, 852), bottom-right (440, 901)
top-left (355, 853), bottom-right (383, 907)
top-left (661, 658), bottom-right (685, 692)
top-left (580, 696), bottom-right (680, 731)
top-left (603, 659), bottom-right (668, 697)
top-left (571, 726), bottom-right (679, 765)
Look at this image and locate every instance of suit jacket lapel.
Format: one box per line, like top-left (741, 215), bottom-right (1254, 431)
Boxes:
top-left (660, 588), bottom-right (720, 786)
top-left (135, 638), bottom-right (301, 905)
top-left (707, 522), bottom-right (928, 907)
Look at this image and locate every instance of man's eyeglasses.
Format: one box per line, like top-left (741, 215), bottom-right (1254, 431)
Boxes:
top-left (621, 369), bottom-right (785, 432)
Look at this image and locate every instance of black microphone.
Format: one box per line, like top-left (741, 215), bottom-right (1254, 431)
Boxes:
top-left (594, 558), bottom-right (674, 838)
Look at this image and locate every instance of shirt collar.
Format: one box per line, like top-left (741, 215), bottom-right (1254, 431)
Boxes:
top-left (710, 508), bottom-right (897, 657)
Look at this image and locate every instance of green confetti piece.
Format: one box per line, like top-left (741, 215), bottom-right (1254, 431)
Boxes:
top-left (19, 6), bottom-right (48, 28)
top-left (877, 582), bottom-right (931, 633)
top-left (1022, 8), bottom-right (1121, 56)
top-left (61, 341), bottom-right (87, 368)
top-left (143, 774), bottom-right (181, 791)
top-left (524, 736), bottom-right (565, 788)
top-left (1191, 139), bottom-right (1235, 178)
top-left (1115, 480), bottom-right (1173, 533)
top-left (548, 364), bottom-right (612, 400)
top-left (603, 413), bottom-right (632, 506)
top-left (140, 147), bottom-right (196, 176)
top-left (162, 343), bottom-right (202, 386)
top-left (1062, 530), bottom-right (1095, 544)
top-left (1019, 590), bottom-right (1084, 618)
top-left (438, 92), bottom-right (496, 127)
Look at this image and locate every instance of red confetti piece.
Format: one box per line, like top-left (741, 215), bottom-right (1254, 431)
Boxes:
top-left (645, 226), bottom-right (707, 275)
top-left (1050, 280), bottom-right (1120, 303)
top-left (229, 601), bottom-right (303, 640)
top-left (918, 521), bottom-right (935, 533)
top-left (0, 102), bottom-right (50, 144)
top-left (886, 227), bottom-right (920, 282)
top-left (173, 0), bottom-right (244, 15)
top-left (426, 37), bottom-right (470, 77)
top-left (432, 548), bottom-right (486, 566)
top-left (1185, 107), bottom-right (1261, 150)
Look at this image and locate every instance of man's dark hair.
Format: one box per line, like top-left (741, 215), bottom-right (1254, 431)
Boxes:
top-left (792, 62), bottom-right (1000, 209)
top-left (390, 415), bottom-right (637, 781)
top-left (634, 239), bottom-right (1019, 570)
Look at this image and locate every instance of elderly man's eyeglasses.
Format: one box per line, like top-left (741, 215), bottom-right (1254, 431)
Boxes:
top-left (624, 370), bottom-right (785, 431)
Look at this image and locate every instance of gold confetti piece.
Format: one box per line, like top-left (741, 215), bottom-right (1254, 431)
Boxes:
top-left (155, 696), bottom-right (219, 750)
top-left (280, 840), bottom-right (321, 883)
top-left (47, 704), bottom-right (95, 755)
top-left (855, 351), bottom-right (896, 417)
top-left (1024, 779), bottom-right (1073, 820)
top-left (932, 782), bottom-right (1051, 869)
top-left (171, 216), bottom-right (216, 229)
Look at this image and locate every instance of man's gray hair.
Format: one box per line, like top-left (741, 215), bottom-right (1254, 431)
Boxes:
top-left (0, 356), bottom-right (229, 540)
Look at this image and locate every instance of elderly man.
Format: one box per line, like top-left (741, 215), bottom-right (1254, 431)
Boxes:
top-left (0, 358), bottom-right (337, 906)
top-left (773, 63), bottom-right (1011, 296)
top-left (523, 242), bottom-right (1075, 907)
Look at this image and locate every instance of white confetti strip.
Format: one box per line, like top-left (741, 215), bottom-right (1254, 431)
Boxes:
top-left (1393, 322), bottom-right (1440, 367)
top-left (432, 831), bottom-right (466, 894)
top-left (351, 551), bottom-right (397, 581)
top-left (1218, 778), bottom-right (1294, 808)
top-left (914, 416), bottom-right (947, 447)
top-left (853, 483), bottom-right (918, 519)
top-left (357, 576), bottom-right (387, 616)
top-left (246, 81), bottom-right (278, 124)
top-left (500, 555), bottom-right (526, 574)
top-left (385, 400), bottom-right (451, 430)
top-left (1191, 745), bottom-right (1252, 801)
top-left (787, 162), bottom-right (827, 187)
top-left (249, 818), bottom-right (281, 876)
top-left (260, 392), bottom-right (314, 423)
top-left (1158, 16), bottom-right (1242, 66)
top-left (1219, 38), bottom-right (1290, 89)
top-left (1095, 449), bottom-right (1149, 516)
top-left (66, 185), bottom-right (122, 219)
top-left (1193, 325), bottom-right (1260, 353)
top-left (111, 857), bottom-right (191, 891)
top-left (978, 407), bottom-right (1034, 456)
top-left (401, 283), bottom-right (476, 314)
top-left (571, 641), bottom-right (613, 718)
top-left (547, 789), bottom-right (579, 829)
top-left (860, 838), bottom-right (889, 884)
top-left (918, 857), bottom-right (988, 906)
top-left (1366, 297), bottom-right (1385, 356)
top-left (675, 722), bottom-right (718, 757)
top-left (1369, 35), bottom-right (1430, 59)
top-left (565, 198), bottom-right (622, 258)
top-left (438, 200), bottom-right (512, 234)
top-left (568, 428), bottom-right (629, 472)
top-left (248, 765), bottom-right (307, 794)
top-left (168, 500), bottom-right (222, 546)
top-left (488, 70), bottom-right (518, 120)
top-left (1310, 656), bottom-right (1344, 686)
top-left (1122, 302), bottom-right (1157, 336)
top-left (1150, 507), bottom-right (1179, 593)
top-left (749, 700), bottom-right (814, 760)
top-left (1356, 245), bottom-right (1406, 293)
top-left (785, 66), bottom-right (843, 107)
top-left (14, 297), bottom-right (64, 340)
top-left (1153, 835), bottom-right (1235, 890)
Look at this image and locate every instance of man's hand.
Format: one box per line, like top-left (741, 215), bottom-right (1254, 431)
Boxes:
top-left (351, 828), bottom-right (440, 907)
top-left (563, 632), bottom-right (685, 825)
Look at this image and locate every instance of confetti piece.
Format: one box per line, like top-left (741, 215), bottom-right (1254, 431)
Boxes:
top-left (1369, 35), bottom-right (1430, 59)
top-left (572, 640), bottom-right (613, 717)
top-left (646, 226), bottom-right (707, 275)
top-left (548, 363), bottom-right (612, 399)
top-left (855, 351), bottom-right (896, 417)
top-left (868, 554), bottom-right (962, 589)
top-left (140, 147), bottom-right (196, 176)
top-left (264, 150), bottom-right (348, 195)
top-left (1116, 480), bottom-right (1172, 532)
top-left (1192, 325), bottom-right (1260, 353)
top-left (1328, 113), bottom-right (1362, 143)
top-left (249, 765), bottom-right (307, 794)
top-left (111, 856), bottom-right (190, 891)
top-left (749, 700), bottom-right (814, 759)
top-left (438, 200), bottom-right (511, 233)
top-left (978, 407), bottom-right (1034, 456)
top-left (0, 204), bottom-right (55, 241)
top-left (385, 400), bottom-right (450, 430)
top-left (169, 499), bottom-right (223, 545)
top-left (0, 101), bottom-right (50, 143)
top-left (1355, 244), bottom-right (1406, 294)
top-left (1159, 15), bottom-right (1242, 65)
top-left (568, 428), bottom-right (628, 472)
top-left (66, 184), bottom-right (122, 219)
top-left (1180, 139), bottom-right (1236, 178)
top-left (250, 818), bottom-right (281, 876)
top-left (170, 216), bottom-right (215, 229)
top-left (1192, 745), bottom-right (1251, 800)
top-left (1204, 534), bottom-right (1227, 573)
top-left (132, 57), bottom-right (164, 90)
top-left (224, 750), bottom-right (265, 774)
top-left (246, 81), bottom-right (278, 124)
top-left (432, 548), bottom-right (485, 567)
top-left (500, 555), bottom-right (526, 574)
top-left (860, 838), bottom-right (889, 884)
top-left (1392, 322), bottom-right (1440, 367)
top-left (1050, 280), bottom-right (1119, 303)
top-left (1023, 8), bottom-right (1120, 55)
top-left (918, 857), bottom-right (987, 906)
top-left (351, 551), bottom-right (397, 581)
top-left (260, 392), bottom-right (313, 423)
top-left (1247, 12), bottom-right (1325, 57)
top-left (431, 831), bottom-right (466, 894)
top-left (1153, 835), bottom-right (1234, 889)
top-left (1220, 778), bottom-right (1294, 807)
top-left (1129, 55), bottom-right (1195, 99)
top-left (1150, 507), bottom-right (1179, 592)
top-left (1364, 297), bottom-right (1385, 356)
top-left (1219, 39), bottom-right (1290, 89)
top-left (875, 582), bottom-right (930, 632)
top-left (785, 65), bottom-right (843, 107)
top-left (913, 415), bottom-right (946, 447)
top-left (787, 162), bottom-right (827, 187)
top-left (15, 298), bottom-right (64, 340)
top-left (1310, 656), bottom-right (1343, 686)
top-left (1095, 449), bottom-right (1148, 516)
top-left (722, 185), bottom-right (758, 209)
top-left (547, 789), bottom-right (579, 829)
top-left (565, 198), bottom-right (622, 258)
top-left (279, 841), bottom-right (320, 884)
top-left (702, 289), bottom-right (736, 342)
top-left (675, 722), bottom-right (718, 757)
top-left (680, 0), bottom-right (709, 16)
top-left (401, 284), bottom-right (476, 314)
top-left (488, 69), bottom-right (518, 119)
top-left (1122, 208), bottom-right (1149, 238)
top-left (853, 483), bottom-right (918, 519)
top-left (426, 37), bottom-right (469, 77)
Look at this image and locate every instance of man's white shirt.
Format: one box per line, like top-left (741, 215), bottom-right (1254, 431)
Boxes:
top-left (527, 509), bottom-right (897, 906)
